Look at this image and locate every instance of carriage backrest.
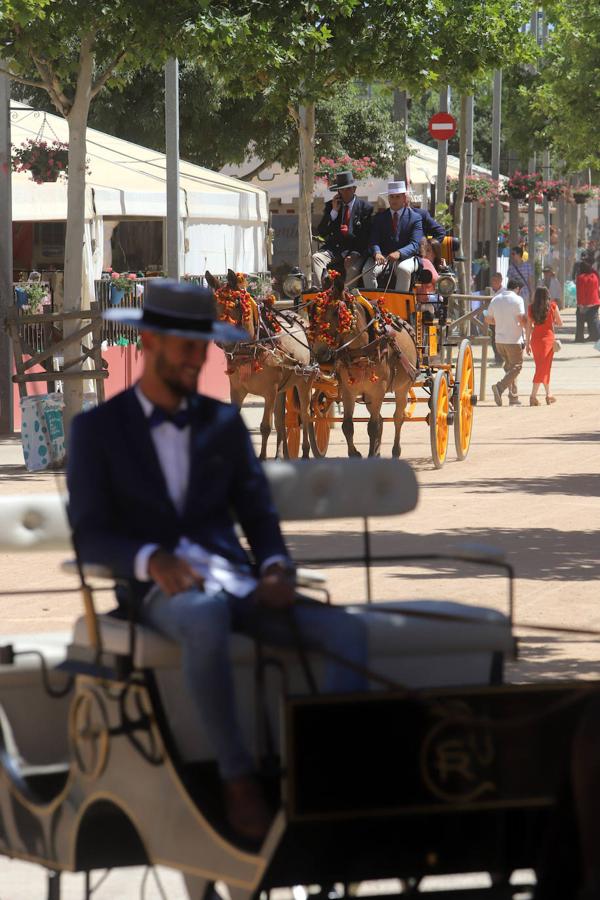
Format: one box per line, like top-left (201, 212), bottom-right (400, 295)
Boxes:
top-left (0, 459), bottom-right (418, 553)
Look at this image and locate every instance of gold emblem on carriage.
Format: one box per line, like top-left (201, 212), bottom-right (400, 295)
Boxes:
top-left (420, 700), bottom-right (497, 804)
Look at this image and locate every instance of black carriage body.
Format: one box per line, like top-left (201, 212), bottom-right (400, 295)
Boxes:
top-left (256, 682), bottom-right (598, 890)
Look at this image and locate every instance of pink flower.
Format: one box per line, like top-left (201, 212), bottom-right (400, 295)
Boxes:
top-left (127, 273), bottom-right (136, 280)
top-left (111, 272), bottom-right (120, 279)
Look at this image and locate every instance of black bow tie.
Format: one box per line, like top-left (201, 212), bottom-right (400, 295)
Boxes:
top-left (148, 406), bottom-right (190, 430)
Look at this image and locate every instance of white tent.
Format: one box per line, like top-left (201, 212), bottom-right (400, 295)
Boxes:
top-left (222, 139), bottom-right (494, 206)
top-left (10, 102), bottom-right (269, 296)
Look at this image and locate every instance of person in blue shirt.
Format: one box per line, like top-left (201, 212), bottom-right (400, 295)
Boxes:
top-left (362, 181), bottom-right (424, 292)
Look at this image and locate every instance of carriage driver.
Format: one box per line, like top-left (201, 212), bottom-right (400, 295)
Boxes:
top-left (362, 181), bottom-right (424, 292)
top-left (67, 279), bottom-right (367, 845)
top-left (312, 170), bottom-right (374, 288)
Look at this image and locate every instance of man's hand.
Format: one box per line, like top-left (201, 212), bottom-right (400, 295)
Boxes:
top-left (331, 193), bottom-right (341, 213)
top-left (254, 562), bottom-right (295, 610)
top-left (374, 252), bottom-right (386, 266)
top-left (387, 251), bottom-right (401, 262)
top-left (148, 549), bottom-right (204, 597)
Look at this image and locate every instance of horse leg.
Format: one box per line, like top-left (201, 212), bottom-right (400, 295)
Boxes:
top-left (340, 387), bottom-right (361, 458)
top-left (392, 376), bottom-right (412, 458)
top-left (366, 389), bottom-right (385, 457)
top-left (295, 380), bottom-right (311, 459)
top-left (230, 383), bottom-right (247, 410)
top-left (274, 387), bottom-right (286, 459)
top-left (260, 385), bottom-right (277, 461)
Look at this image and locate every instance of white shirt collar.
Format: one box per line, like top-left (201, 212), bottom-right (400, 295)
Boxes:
top-left (134, 384), bottom-right (187, 418)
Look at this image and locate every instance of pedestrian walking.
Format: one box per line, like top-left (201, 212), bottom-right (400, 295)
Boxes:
top-left (575, 258), bottom-right (600, 343)
top-left (486, 273), bottom-right (504, 364)
top-left (525, 286), bottom-right (563, 406)
top-left (542, 265), bottom-right (563, 309)
top-left (486, 278), bottom-right (527, 407)
top-left (507, 246), bottom-right (533, 304)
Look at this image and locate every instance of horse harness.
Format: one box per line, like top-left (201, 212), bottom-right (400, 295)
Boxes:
top-left (223, 306), bottom-right (316, 386)
top-left (335, 298), bottom-right (418, 387)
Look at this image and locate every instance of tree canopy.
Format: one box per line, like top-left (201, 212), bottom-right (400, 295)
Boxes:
top-left (530, 0), bottom-right (600, 170)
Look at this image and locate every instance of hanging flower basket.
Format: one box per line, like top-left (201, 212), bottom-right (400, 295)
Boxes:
top-left (505, 171), bottom-right (543, 202)
top-left (108, 271), bottom-right (139, 305)
top-left (315, 155), bottom-right (377, 186)
top-left (447, 174), bottom-right (499, 203)
top-left (11, 139), bottom-right (70, 185)
top-left (571, 184), bottom-right (596, 204)
top-left (542, 180), bottom-right (568, 202)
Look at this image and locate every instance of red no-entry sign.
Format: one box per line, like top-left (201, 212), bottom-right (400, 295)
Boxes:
top-left (428, 112), bottom-right (457, 141)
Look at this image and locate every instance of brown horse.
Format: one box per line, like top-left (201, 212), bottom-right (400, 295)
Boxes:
top-left (309, 274), bottom-right (417, 457)
top-left (207, 271), bottom-right (314, 460)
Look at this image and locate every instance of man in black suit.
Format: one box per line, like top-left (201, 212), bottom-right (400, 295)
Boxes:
top-left (67, 280), bottom-right (367, 842)
top-left (312, 170), bottom-right (373, 287)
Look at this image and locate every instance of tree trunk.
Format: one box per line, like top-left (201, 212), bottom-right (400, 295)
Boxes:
top-left (298, 103), bottom-right (315, 283)
top-left (453, 95), bottom-right (468, 294)
top-left (62, 49), bottom-right (93, 441)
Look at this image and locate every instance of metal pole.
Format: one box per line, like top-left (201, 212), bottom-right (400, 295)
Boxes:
top-left (165, 57), bottom-right (180, 279)
top-left (0, 66), bottom-right (14, 434)
top-left (489, 70), bottom-right (502, 278)
top-left (542, 150), bottom-right (551, 261)
top-left (558, 194), bottom-right (566, 303)
top-left (393, 90), bottom-right (408, 183)
top-left (436, 86), bottom-right (450, 212)
top-left (528, 152), bottom-right (537, 299)
top-left (463, 95), bottom-right (474, 301)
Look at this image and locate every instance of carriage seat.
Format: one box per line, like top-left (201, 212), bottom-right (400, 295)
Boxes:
top-left (1, 461), bottom-right (514, 764)
top-left (71, 598), bottom-right (512, 677)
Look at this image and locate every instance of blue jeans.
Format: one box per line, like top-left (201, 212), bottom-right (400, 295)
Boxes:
top-left (140, 588), bottom-right (368, 779)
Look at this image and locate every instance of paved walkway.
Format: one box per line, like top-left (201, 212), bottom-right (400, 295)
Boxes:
top-left (0, 308), bottom-right (598, 896)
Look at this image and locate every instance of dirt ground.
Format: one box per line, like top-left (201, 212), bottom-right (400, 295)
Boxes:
top-left (1, 309), bottom-right (598, 682)
top-left (0, 308), bottom-right (598, 896)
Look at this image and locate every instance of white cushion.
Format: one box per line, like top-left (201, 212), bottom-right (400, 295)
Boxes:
top-left (71, 599), bottom-right (512, 670)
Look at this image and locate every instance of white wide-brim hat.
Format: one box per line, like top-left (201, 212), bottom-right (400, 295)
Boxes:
top-left (387, 181), bottom-right (407, 195)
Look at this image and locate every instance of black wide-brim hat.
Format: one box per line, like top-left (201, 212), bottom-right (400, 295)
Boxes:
top-left (103, 278), bottom-right (248, 343)
top-left (330, 170), bottom-right (357, 191)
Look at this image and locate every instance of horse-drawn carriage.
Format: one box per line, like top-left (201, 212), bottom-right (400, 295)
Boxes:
top-left (210, 248), bottom-right (476, 469)
top-left (0, 464), bottom-right (595, 899)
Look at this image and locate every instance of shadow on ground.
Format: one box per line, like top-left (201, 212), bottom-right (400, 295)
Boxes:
top-left (507, 636), bottom-right (600, 682)
top-left (285, 525), bottom-right (600, 583)
top-left (0, 463), bottom-right (65, 485)
top-left (419, 472), bottom-right (600, 497)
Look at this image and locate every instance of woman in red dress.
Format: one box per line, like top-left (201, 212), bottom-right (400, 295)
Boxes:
top-left (526, 285), bottom-right (563, 405)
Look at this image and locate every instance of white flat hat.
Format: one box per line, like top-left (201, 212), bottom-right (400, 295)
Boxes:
top-left (387, 181), bottom-right (407, 195)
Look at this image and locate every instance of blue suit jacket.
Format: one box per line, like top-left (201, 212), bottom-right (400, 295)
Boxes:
top-left (66, 389), bottom-right (289, 612)
top-left (368, 207), bottom-right (424, 260)
top-left (413, 207), bottom-right (446, 242)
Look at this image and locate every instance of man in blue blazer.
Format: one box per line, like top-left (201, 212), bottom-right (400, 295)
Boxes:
top-left (362, 181), bottom-right (424, 292)
top-left (67, 280), bottom-right (366, 842)
top-left (411, 205), bottom-right (447, 242)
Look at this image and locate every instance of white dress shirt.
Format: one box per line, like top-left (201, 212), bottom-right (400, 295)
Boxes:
top-left (134, 386), bottom-right (284, 597)
top-left (329, 195), bottom-right (356, 222)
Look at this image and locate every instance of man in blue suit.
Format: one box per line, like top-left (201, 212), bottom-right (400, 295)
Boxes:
top-left (67, 280), bottom-right (366, 843)
top-left (362, 181), bottom-right (424, 291)
top-left (410, 204), bottom-right (447, 242)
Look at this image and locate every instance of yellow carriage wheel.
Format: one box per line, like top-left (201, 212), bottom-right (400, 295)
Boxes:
top-left (429, 370), bottom-right (450, 469)
top-left (283, 387), bottom-right (301, 459)
top-left (453, 339), bottom-right (475, 461)
top-left (308, 389), bottom-right (334, 458)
